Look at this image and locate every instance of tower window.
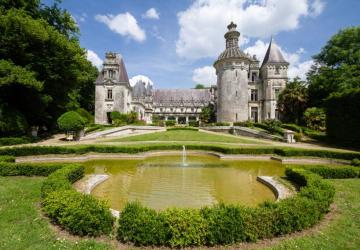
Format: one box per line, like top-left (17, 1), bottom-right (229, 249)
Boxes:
top-left (109, 70), bottom-right (115, 79)
top-left (251, 72), bottom-right (257, 82)
top-left (251, 89), bottom-right (258, 101)
top-left (235, 91), bottom-right (238, 97)
top-left (275, 66), bottom-right (280, 74)
top-left (107, 89), bottom-right (113, 100)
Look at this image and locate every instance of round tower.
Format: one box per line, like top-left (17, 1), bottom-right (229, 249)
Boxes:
top-left (214, 22), bottom-right (252, 123)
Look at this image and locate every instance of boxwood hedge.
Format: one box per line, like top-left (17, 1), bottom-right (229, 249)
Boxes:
top-left (0, 144), bottom-right (359, 161)
top-left (117, 168), bottom-right (336, 247)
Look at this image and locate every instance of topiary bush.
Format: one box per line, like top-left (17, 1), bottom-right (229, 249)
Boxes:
top-left (163, 208), bottom-right (207, 247)
top-left (43, 190), bottom-right (114, 236)
top-left (118, 202), bottom-right (167, 246)
top-left (57, 111), bottom-right (86, 133)
top-left (200, 203), bottom-right (246, 245)
top-left (166, 127), bottom-right (198, 131)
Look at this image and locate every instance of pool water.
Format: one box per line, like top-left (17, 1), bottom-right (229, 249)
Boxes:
top-left (83, 154), bottom-right (285, 210)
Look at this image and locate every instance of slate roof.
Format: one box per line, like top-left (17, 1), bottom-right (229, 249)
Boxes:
top-left (261, 38), bottom-right (289, 67)
top-left (153, 89), bottom-right (212, 107)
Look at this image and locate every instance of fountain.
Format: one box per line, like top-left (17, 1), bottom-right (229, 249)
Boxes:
top-left (182, 145), bottom-right (188, 166)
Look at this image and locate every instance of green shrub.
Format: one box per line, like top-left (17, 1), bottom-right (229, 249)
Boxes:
top-left (43, 190), bottom-right (114, 236)
top-left (162, 208), bottom-right (207, 247)
top-left (303, 107), bottom-right (326, 131)
top-left (0, 145), bottom-right (359, 161)
top-left (233, 121), bottom-right (254, 128)
top-left (118, 202), bottom-right (167, 246)
top-left (305, 165), bottom-right (359, 179)
top-left (294, 132), bottom-right (303, 142)
top-left (201, 204), bottom-right (246, 245)
top-left (166, 127), bottom-right (198, 131)
top-left (165, 120), bottom-right (176, 126)
top-left (188, 121), bottom-right (199, 127)
top-left (76, 108), bottom-right (94, 125)
top-left (41, 164), bottom-right (84, 197)
top-left (57, 111), bottom-right (86, 132)
top-left (0, 137), bottom-right (31, 146)
top-left (281, 124), bottom-right (303, 133)
top-left (0, 162), bottom-right (66, 176)
top-left (0, 155), bottom-right (15, 162)
top-left (351, 158), bottom-right (360, 167)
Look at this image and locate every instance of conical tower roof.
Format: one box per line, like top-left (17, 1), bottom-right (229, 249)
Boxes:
top-left (261, 37), bottom-right (288, 67)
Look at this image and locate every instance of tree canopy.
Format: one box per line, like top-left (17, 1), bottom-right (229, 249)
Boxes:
top-left (0, 0), bottom-right (97, 135)
top-left (307, 27), bottom-right (360, 107)
top-left (277, 77), bottom-right (308, 124)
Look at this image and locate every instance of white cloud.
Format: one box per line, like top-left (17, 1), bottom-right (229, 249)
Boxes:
top-left (95, 12), bottom-right (146, 42)
top-left (143, 8), bottom-right (160, 20)
top-left (86, 50), bottom-right (103, 69)
top-left (288, 60), bottom-right (314, 80)
top-left (176, 0), bottom-right (325, 59)
top-left (192, 66), bottom-right (217, 86)
top-left (310, 0), bottom-right (325, 17)
top-left (129, 75), bottom-right (154, 87)
top-left (244, 39), bottom-right (313, 80)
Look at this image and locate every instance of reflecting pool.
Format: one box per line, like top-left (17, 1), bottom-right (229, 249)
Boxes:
top-left (83, 154), bottom-right (285, 210)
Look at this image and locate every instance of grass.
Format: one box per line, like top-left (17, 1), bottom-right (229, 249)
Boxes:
top-left (107, 130), bottom-right (260, 144)
top-left (0, 176), bottom-right (359, 249)
top-left (267, 179), bottom-right (360, 250)
top-left (0, 177), bottom-right (110, 250)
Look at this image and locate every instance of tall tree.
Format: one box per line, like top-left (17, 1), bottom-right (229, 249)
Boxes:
top-left (307, 27), bottom-right (360, 107)
top-left (277, 77), bottom-right (308, 124)
top-left (0, 1), bottom-right (97, 134)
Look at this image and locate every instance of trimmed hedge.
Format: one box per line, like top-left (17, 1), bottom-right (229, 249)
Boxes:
top-left (0, 145), bottom-right (359, 161)
top-left (287, 165), bottom-right (360, 179)
top-left (166, 127), bottom-right (199, 131)
top-left (0, 162), bottom-right (66, 176)
top-left (117, 168), bottom-right (335, 247)
top-left (0, 155), bottom-right (15, 162)
top-left (41, 164), bottom-right (85, 197)
top-left (0, 137), bottom-right (31, 146)
top-left (43, 190), bottom-right (114, 236)
top-left (351, 158), bottom-right (360, 167)
top-left (281, 124), bottom-right (303, 133)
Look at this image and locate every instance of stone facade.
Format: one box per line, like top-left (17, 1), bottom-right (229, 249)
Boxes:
top-left (94, 22), bottom-right (288, 125)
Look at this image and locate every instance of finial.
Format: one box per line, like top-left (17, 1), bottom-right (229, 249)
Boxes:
top-left (227, 21), bottom-right (237, 31)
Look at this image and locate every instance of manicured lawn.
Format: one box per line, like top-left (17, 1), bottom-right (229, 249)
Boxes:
top-left (0, 177), bottom-right (110, 250)
top-left (268, 179), bottom-right (360, 250)
top-left (108, 130), bottom-right (260, 144)
top-left (1, 176), bottom-right (359, 249)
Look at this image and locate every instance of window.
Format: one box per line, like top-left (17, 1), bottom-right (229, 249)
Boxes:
top-left (251, 89), bottom-right (258, 101)
top-left (160, 108), bottom-right (163, 112)
top-left (275, 66), bottom-right (280, 74)
top-left (181, 108), bottom-right (184, 112)
top-left (251, 72), bottom-right (257, 82)
top-left (274, 88), bottom-right (280, 100)
top-left (236, 113), bottom-right (238, 121)
top-left (107, 89), bottom-right (113, 100)
top-left (235, 91), bottom-right (238, 97)
top-left (109, 70), bottom-right (114, 79)
top-left (251, 107), bottom-right (258, 123)
top-left (170, 108), bottom-right (174, 112)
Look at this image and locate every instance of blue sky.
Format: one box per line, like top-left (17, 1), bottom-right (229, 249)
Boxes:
top-left (43, 0), bottom-right (360, 89)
